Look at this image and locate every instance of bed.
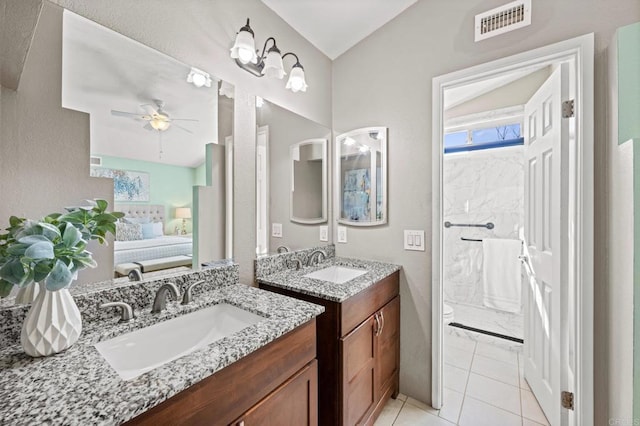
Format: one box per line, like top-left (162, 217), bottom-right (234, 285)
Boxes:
top-left (113, 204), bottom-right (192, 267)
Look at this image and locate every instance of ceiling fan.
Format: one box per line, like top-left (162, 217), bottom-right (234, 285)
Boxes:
top-left (110, 99), bottom-right (198, 134)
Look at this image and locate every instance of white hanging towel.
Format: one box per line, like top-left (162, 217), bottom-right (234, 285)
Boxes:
top-left (482, 238), bottom-right (522, 313)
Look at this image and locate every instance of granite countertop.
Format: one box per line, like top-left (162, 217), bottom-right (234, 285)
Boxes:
top-left (257, 257), bottom-right (401, 302)
top-left (0, 285), bottom-right (324, 425)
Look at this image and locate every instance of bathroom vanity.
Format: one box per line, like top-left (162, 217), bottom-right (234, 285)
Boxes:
top-left (256, 250), bottom-right (401, 426)
top-left (0, 264), bottom-right (324, 425)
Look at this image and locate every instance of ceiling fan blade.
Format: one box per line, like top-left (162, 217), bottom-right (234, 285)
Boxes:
top-left (170, 118), bottom-right (199, 122)
top-left (111, 110), bottom-right (144, 118)
top-left (143, 123), bottom-right (154, 131)
top-left (172, 123), bottom-right (194, 134)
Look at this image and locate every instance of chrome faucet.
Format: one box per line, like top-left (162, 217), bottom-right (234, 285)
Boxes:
top-left (99, 301), bottom-right (135, 322)
top-left (151, 282), bottom-right (180, 313)
top-left (181, 280), bottom-right (206, 305)
top-left (276, 245), bottom-right (290, 253)
top-left (306, 249), bottom-right (327, 266)
top-left (288, 257), bottom-right (303, 271)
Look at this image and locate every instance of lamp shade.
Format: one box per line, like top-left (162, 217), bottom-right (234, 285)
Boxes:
top-left (285, 64), bottom-right (308, 93)
top-left (150, 117), bottom-right (170, 131)
top-left (262, 47), bottom-right (286, 79)
top-left (230, 29), bottom-right (257, 65)
top-left (175, 207), bottom-right (192, 219)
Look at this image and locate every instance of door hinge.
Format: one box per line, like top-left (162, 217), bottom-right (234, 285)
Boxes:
top-left (561, 391), bottom-right (574, 410)
top-left (562, 100), bottom-right (575, 118)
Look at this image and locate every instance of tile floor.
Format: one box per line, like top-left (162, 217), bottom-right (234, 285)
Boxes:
top-left (375, 330), bottom-right (549, 426)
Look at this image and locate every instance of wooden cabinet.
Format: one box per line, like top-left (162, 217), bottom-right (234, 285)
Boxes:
top-left (260, 271), bottom-right (400, 426)
top-left (231, 360), bottom-right (318, 426)
top-left (125, 319), bottom-right (317, 426)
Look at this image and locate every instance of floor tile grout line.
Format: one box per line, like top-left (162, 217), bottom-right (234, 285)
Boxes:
top-left (390, 399), bottom-right (405, 426)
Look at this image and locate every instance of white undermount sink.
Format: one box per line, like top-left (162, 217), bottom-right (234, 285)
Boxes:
top-left (95, 303), bottom-right (265, 380)
top-left (303, 265), bottom-right (367, 284)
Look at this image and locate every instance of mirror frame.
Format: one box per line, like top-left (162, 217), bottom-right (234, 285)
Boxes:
top-left (335, 126), bottom-right (388, 227)
top-left (290, 138), bottom-right (328, 224)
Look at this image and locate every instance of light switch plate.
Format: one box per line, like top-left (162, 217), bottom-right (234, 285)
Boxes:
top-left (272, 223), bottom-right (283, 238)
top-left (337, 226), bottom-right (347, 243)
top-left (404, 230), bottom-right (425, 251)
top-left (319, 226), bottom-right (329, 242)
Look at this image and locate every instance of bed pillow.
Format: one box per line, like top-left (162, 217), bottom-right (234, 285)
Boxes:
top-left (124, 217), bottom-right (151, 225)
top-left (116, 222), bottom-right (143, 241)
top-left (141, 223), bottom-right (156, 239)
top-left (152, 221), bottom-right (164, 237)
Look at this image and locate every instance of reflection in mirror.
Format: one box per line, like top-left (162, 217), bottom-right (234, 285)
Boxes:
top-left (256, 99), bottom-right (331, 255)
top-left (60, 11), bottom-right (225, 283)
top-left (335, 127), bottom-right (388, 226)
top-left (290, 139), bottom-right (327, 224)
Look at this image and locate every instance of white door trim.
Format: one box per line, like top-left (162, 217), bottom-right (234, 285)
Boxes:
top-left (431, 33), bottom-right (594, 426)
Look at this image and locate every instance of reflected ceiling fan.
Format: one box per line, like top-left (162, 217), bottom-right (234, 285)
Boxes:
top-left (111, 99), bottom-right (198, 134)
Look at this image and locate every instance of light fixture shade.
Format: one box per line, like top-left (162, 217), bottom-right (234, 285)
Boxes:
top-left (262, 48), bottom-right (286, 79)
top-left (187, 68), bottom-right (212, 88)
top-left (230, 30), bottom-right (257, 65)
top-left (175, 207), bottom-right (192, 219)
top-left (219, 81), bottom-right (235, 99)
top-left (285, 64), bottom-right (308, 93)
top-left (150, 117), bottom-right (170, 131)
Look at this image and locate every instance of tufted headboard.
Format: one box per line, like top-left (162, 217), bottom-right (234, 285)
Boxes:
top-left (114, 204), bottom-right (165, 223)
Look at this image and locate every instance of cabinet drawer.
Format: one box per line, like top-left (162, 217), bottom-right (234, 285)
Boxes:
top-left (340, 271), bottom-right (399, 337)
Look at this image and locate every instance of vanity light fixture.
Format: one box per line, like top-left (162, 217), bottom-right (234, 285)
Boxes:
top-left (187, 67), bottom-right (212, 88)
top-left (256, 96), bottom-right (264, 108)
top-left (219, 81), bottom-right (235, 99)
top-left (230, 18), bottom-right (308, 93)
top-left (343, 137), bottom-right (356, 146)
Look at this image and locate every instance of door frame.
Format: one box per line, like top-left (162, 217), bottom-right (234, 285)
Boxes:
top-left (431, 34), bottom-right (594, 426)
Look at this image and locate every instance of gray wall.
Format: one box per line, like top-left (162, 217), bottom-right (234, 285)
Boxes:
top-left (256, 101), bottom-right (331, 253)
top-left (332, 0), bottom-right (640, 422)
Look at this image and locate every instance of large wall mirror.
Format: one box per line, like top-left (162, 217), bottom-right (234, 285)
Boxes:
top-left (60, 11), bottom-right (229, 283)
top-left (256, 99), bottom-right (331, 255)
top-left (335, 127), bottom-right (388, 226)
top-left (290, 139), bottom-right (327, 224)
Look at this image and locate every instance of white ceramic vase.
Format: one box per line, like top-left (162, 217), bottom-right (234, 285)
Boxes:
top-left (21, 282), bottom-right (83, 357)
top-left (15, 281), bottom-right (40, 305)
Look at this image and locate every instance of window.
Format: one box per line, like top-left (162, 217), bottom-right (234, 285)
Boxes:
top-left (444, 123), bottom-right (523, 153)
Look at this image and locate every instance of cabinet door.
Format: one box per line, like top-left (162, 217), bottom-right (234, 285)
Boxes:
top-left (341, 315), bottom-right (377, 426)
top-left (232, 360), bottom-right (318, 426)
top-left (376, 296), bottom-right (400, 396)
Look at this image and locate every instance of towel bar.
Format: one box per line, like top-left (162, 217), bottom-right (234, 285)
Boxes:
top-left (444, 221), bottom-right (494, 229)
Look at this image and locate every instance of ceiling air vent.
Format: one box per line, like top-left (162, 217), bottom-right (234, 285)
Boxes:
top-left (90, 156), bottom-right (102, 167)
top-left (475, 0), bottom-right (531, 42)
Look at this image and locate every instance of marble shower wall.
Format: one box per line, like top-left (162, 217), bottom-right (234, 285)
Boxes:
top-left (443, 146), bottom-right (524, 307)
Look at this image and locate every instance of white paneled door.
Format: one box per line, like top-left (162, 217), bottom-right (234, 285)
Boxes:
top-left (522, 63), bottom-right (569, 426)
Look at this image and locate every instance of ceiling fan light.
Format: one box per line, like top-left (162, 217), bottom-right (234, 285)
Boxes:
top-left (262, 47), bottom-right (286, 79)
top-left (286, 64), bottom-right (307, 93)
top-left (230, 23), bottom-right (257, 65)
top-left (150, 118), bottom-right (170, 131)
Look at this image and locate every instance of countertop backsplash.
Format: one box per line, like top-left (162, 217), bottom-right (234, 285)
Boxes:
top-left (255, 243), bottom-right (336, 279)
top-left (0, 262), bottom-right (239, 347)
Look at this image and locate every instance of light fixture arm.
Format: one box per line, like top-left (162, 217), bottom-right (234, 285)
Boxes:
top-left (282, 52), bottom-right (301, 67)
top-left (258, 37), bottom-right (278, 62)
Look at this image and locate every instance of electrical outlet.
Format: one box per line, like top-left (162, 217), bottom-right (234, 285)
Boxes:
top-left (319, 226), bottom-right (329, 242)
top-left (337, 226), bottom-right (347, 243)
top-left (404, 230), bottom-right (425, 251)
top-left (272, 223), bottom-right (283, 238)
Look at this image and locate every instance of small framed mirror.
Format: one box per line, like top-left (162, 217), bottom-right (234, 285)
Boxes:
top-left (290, 139), bottom-right (327, 224)
top-left (335, 127), bottom-right (387, 226)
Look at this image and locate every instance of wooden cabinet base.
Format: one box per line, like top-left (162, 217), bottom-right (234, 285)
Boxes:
top-left (260, 271), bottom-right (400, 426)
top-left (125, 320), bottom-right (317, 426)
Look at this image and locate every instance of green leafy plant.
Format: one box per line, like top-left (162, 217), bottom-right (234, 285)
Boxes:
top-left (0, 200), bottom-right (124, 297)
